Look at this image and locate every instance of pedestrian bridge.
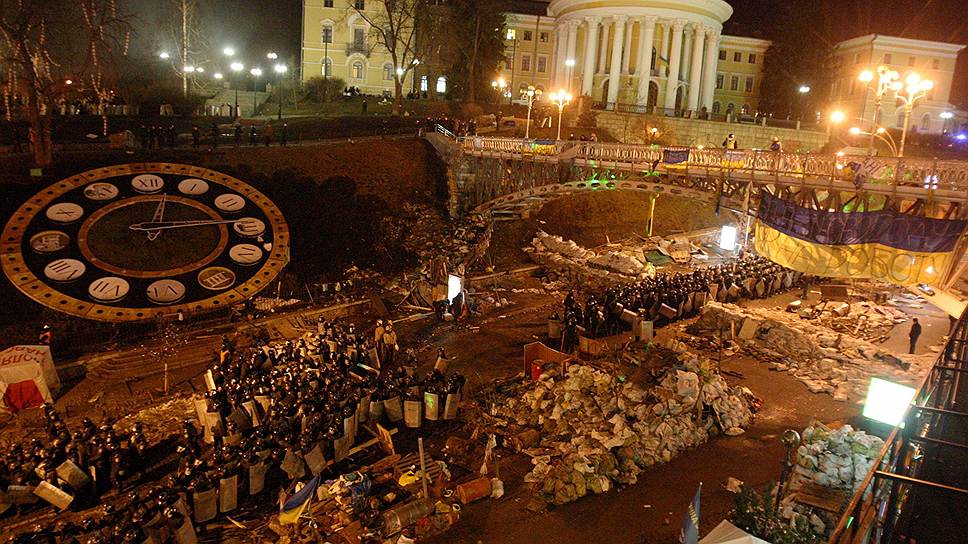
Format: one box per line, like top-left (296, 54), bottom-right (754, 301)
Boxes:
top-left (441, 135), bottom-right (968, 219)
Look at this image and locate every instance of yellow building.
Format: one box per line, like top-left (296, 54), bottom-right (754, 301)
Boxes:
top-left (300, 0), bottom-right (415, 95)
top-left (828, 34), bottom-right (965, 134)
top-left (493, 0), bottom-right (770, 118)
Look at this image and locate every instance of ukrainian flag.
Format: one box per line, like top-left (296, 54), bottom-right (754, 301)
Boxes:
top-left (279, 475), bottom-right (320, 525)
top-left (754, 192), bottom-right (966, 286)
top-left (680, 484), bottom-right (701, 544)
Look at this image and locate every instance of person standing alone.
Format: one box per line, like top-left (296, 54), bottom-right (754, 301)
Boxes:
top-left (909, 318), bottom-right (922, 354)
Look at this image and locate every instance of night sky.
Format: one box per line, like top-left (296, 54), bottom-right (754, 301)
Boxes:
top-left (121, 0), bottom-right (968, 104)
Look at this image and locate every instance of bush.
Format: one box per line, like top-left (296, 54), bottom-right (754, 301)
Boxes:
top-left (304, 77), bottom-right (346, 103)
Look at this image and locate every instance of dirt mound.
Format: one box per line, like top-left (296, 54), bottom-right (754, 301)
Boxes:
top-left (490, 191), bottom-right (734, 268)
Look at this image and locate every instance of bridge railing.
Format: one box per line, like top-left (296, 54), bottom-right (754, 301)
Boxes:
top-left (460, 136), bottom-right (568, 157)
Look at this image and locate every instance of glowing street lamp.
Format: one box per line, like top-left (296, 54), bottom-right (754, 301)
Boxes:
top-left (273, 63), bottom-right (288, 120)
top-left (849, 126), bottom-right (899, 157)
top-left (827, 110), bottom-right (845, 136)
top-left (798, 85), bottom-right (811, 94)
top-left (159, 52), bottom-right (170, 60)
top-left (213, 72), bottom-right (223, 80)
top-left (859, 66), bottom-right (900, 154)
top-left (267, 52), bottom-right (278, 60)
top-left (230, 62), bottom-right (244, 117)
top-left (223, 47), bottom-right (235, 57)
top-left (250, 67), bottom-right (263, 117)
top-left (549, 90), bottom-right (572, 141)
top-left (896, 73), bottom-right (934, 157)
top-left (183, 65), bottom-right (196, 73)
top-left (522, 85), bottom-right (542, 139)
top-left (491, 77), bottom-right (508, 102)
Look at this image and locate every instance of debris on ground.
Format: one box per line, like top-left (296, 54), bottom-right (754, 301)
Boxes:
top-left (526, 231), bottom-right (656, 285)
top-left (489, 354), bottom-right (756, 507)
top-left (687, 302), bottom-right (935, 400)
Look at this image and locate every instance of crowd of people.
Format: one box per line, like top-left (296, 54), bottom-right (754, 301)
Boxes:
top-left (2, 317), bottom-right (467, 542)
top-left (560, 255), bottom-right (803, 350)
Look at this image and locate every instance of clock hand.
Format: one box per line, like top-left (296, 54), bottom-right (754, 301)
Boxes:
top-left (147, 194), bottom-right (167, 241)
top-left (129, 219), bottom-right (242, 231)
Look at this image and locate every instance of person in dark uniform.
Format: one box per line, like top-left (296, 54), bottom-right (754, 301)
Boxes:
top-left (191, 125), bottom-right (200, 149)
top-left (210, 122), bottom-right (219, 149)
top-left (249, 125), bottom-right (257, 146)
top-left (234, 124), bottom-right (243, 148)
top-left (280, 123), bottom-right (288, 146)
top-left (909, 318), bottom-right (922, 354)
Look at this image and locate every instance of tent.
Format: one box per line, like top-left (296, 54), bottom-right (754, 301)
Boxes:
top-left (700, 520), bottom-right (772, 544)
top-left (0, 345), bottom-right (60, 413)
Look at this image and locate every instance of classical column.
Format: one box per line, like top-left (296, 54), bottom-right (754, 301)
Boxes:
top-left (686, 25), bottom-right (706, 112)
top-left (597, 20), bottom-right (610, 74)
top-left (660, 21), bottom-right (671, 75)
top-left (553, 23), bottom-right (568, 87)
top-left (663, 20), bottom-right (684, 109)
top-left (636, 16), bottom-right (656, 106)
top-left (564, 20), bottom-right (579, 89)
top-left (606, 15), bottom-right (627, 107)
top-left (550, 31), bottom-right (559, 86)
top-left (621, 19), bottom-right (633, 73)
top-left (680, 28), bottom-right (692, 82)
top-left (581, 17), bottom-right (601, 96)
top-left (700, 30), bottom-right (719, 111)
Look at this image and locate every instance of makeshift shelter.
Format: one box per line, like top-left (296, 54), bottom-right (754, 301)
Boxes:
top-left (0, 345), bottom-right (60, 413)
top-left (522, 342), bottom-right (576, 379)
top-left (700, 520), bottom-right (771, 544)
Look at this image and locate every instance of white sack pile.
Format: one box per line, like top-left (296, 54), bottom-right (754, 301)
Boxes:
top-left (492, 356), bottom-right (755, 506)
top-left (526, 231), bottom-right (656, 283)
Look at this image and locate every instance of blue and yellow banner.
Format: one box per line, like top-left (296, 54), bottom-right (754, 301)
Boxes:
top-left (279, 475), bottom-right (320, 525)
top-left (754, 192), bottom-right (966, 285)
top-left (663, 148), bottom-right (690, 170)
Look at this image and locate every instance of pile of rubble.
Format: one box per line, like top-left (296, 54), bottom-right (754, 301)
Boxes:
top-left (491, 355), bottom-right (756, 506)
top-left (779, 421), bottom-right (885, 538)
top-left (526, 231), bottom-right (656, 284)
top-left (688, 303), bottom-right (933, 400)
top-left (383, 203), bottom-right (492, 269)
top-left (800, 299), bottom-right (909, 343)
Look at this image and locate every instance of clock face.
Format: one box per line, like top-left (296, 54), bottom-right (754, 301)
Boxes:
top-left (1, 163), bottom-right (290, 322)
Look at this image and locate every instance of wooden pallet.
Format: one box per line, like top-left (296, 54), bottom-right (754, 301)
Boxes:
top-left (392, 452), bottom-right (444, 485)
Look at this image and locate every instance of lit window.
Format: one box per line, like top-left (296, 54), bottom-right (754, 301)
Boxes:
top-left (521, 55), bottom-right (531, 72)
top-left (352, 61), bottom-right (364, 79)
top-left (719, 50), bottom-right (726, 60)
top-left (730, 75), bottom-right (739, 91)
top-left (745, 77), bottom-right (753, 92)
top-left (537, 56), bottom-right (547, 73)
top-left (539, 32), bottom-right (549, 43)
top-left (321, 25), bottom-right (333, 44)
top-left (436, 76), bottom-right (447, 94)
top-left (748, 53), bottom-right (756, 64)
top-left (420, 75), bottom-right (428, 92)
top-left (523, 30), bottom-right (533, 41)
top-left (383, 63), bottom-right (393, 80)
top-left (716, 73), bottom-right (724, 89)
top-left (733, 52), bottom-right (741, 62)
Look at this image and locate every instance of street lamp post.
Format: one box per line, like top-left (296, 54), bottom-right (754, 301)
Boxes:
top-left (274, 63), bottom-right (288, 120)
top-left (859, 66), bottom-right (900, 155)
top-left (523, 85), bottom-right (542, 139)
top-left (895, 73), bottom-right (934, 157)
top-left (549, 90), bottom-right (572, 141)
top-left (850, 126), bottom-right (899, 157)
top-left (796, 85), bottom-right (810, 123)
top-left (827, 110), bottom-right (845, 136)
top-left (230, 62), bottom-right (244, 118)
top-left (250, 67), bottom-right (263, 117)
top-left (507, 29), bottom-right (517, 106)
top-left (491, 77), bottom-right (508, 103)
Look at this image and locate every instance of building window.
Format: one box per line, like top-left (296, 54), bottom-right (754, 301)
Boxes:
top-left (321, 25), bottom-right (333, 44)
top-left (383, 63), bottom-right (393, 81)
top-left (523, 30), bottom-right (533, 41)
top-left (420, 75), bottom-right (428, 92)
top-left (909, 56), bottom-right (916, 67)
top-left (537, 56), bottom-right (547, 73)
top-left (719, 49), bottom-right (726, 60)
top-left (726, 103), bottom-right (735, 114)
top-left (353, 28), bottom-right (365, 49)
top-left (883, 53), bottom-right (892, 64)
top-left (921, 113), bottom-right (931, 131)
top-left (745, 76), bottom-right (754, 92)
top-left (932, 59), bottom-right (940, 69)
top-left (436, 76), bottom-right (447, 94)
top-left (748, 53), bottom-right (756, 64)
top-left (733, 52), bottom-right (741, 62)
top-left (521, 54), bottom-right (531, 72)
top-left (712, 101), bottom-right (721, 114)
top-left (506, 29), bottom-right (516, 40)
top-left (730, 75), bottom-right (739, 91)
top-left (352, 61), bottom-right (364, 79)
top-left (324, 0), bottom-right (333, 6)
top-left (742, 103), bottom-right (750, 114)
top-left (354, 0), bottom-right (364, 9)
top-left (323, 58), bottom-right (332, 77)
top-left (716, 73), bottom-right (724, 89)
top-left (539, 32), bottom-right (549, 43)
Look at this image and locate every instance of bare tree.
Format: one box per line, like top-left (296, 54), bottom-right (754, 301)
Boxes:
top-left (351, 0), bottom-right (435, 115)
top-left (0, 0), bottom-right (130, 166)
top-left (162, 0), bottom-right (207, 97)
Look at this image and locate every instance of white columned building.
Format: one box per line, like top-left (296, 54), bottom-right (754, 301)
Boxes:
top-left (541, 0), bottom-right (734, 114)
